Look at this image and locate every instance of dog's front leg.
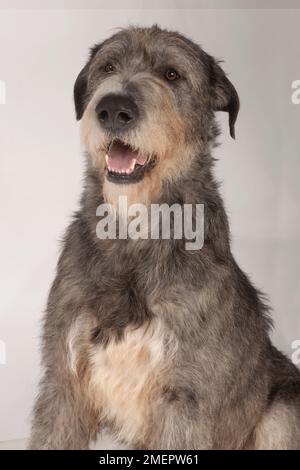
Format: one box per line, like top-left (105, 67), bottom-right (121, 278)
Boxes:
top-left (28, 370), bottom-right (99, 450)
top-left (28, 271), bottom-right (100, 449)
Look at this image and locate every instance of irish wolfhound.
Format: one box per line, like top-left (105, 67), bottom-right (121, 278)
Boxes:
top-left (29, 25), bottom-right (300, 450)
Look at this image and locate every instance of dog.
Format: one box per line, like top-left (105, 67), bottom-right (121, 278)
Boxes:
top-left (29, 25), bottom-right (300, 450)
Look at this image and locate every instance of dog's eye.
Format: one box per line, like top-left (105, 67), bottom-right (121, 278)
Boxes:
top-left (104, 63), bottom-right (114, 73)
top-left (165, 69), bottom-right (179, 81)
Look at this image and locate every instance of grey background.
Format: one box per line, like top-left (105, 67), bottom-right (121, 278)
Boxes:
top-left (0, 4), bottom-right (299, 443)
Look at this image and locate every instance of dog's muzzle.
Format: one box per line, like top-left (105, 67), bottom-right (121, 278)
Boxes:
top-left (96, 93), bottom-right (155, 184)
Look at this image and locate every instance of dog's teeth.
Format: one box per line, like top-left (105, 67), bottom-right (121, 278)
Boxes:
top-left (105, 154), bottom-right (109, 164)
top-left (107, 166), bottom-right (136, 175)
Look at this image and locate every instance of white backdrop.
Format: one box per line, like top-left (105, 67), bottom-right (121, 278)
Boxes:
top-left (0, 4), bottom-right (299, 442)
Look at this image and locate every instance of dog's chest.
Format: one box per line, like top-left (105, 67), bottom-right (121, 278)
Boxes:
top-left (88, 320), bottom-right (173, 441)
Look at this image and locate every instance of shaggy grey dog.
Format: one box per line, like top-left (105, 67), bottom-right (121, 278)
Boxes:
top-left (29, 25), bottom-right (300, 450)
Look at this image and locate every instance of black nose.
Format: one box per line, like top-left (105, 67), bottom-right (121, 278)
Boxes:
top-left (95, 94), bottom-right (139, 132)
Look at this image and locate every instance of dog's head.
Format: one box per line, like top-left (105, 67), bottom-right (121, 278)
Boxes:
top-left (74, 25), bottom-right (239, 204)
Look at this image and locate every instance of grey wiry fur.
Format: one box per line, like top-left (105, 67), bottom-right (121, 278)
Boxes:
top-left (29, 25), bottom-right (300, 450)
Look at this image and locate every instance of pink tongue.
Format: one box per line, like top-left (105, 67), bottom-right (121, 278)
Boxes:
top-left (107, 141), bottom-right (147, 173)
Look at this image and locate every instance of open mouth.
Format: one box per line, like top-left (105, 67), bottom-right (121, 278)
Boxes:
top-left (105, 139), bottom-right (155, 184)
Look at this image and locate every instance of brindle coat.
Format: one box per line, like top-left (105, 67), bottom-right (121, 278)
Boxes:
top-left (29, 25), bottom-right (300, 450)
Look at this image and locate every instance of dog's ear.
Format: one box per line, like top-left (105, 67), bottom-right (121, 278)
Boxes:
top-left (208, 55), bottom-right (240, 139)
top-left (74, 63), bottom-right (90, 120)
top-left (74, 44), bottom-right (102, 120)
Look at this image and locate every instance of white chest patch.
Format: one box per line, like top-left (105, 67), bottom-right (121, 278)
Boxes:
top-left (87, 319), bottom-right (177, 443)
